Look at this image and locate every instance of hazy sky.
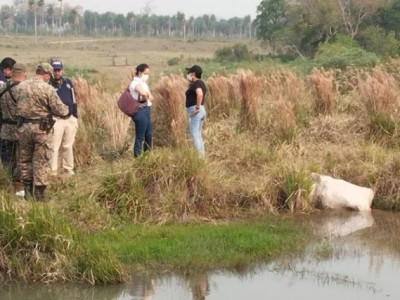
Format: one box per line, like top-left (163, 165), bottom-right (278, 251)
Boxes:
top-left (0, 0), bottom-right (262, 19)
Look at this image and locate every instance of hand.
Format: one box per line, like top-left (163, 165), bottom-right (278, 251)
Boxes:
top-left (191, 106), bottom-right (200, 116)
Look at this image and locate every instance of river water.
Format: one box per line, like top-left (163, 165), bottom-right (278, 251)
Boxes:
top-left (1, 209), bottom-right (400, 300)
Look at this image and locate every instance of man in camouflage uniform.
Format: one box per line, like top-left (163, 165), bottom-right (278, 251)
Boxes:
top-left (0, 63), bottom-right (27, 197)
top-left (0, 57), bottom-right (16, 165)
top-left (15, 63), bottom-right (69, 200)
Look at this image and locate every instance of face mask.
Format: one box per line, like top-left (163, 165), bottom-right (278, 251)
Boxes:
top-left (187, 74), bottom-right (192, 81)
top-left (141, 74), bottom-right (149, 82)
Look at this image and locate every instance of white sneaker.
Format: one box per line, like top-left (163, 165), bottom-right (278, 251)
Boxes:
top-left (15, 190), bottom-right (25, 197)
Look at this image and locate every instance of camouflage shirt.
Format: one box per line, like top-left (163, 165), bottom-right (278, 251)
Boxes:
top-left (15, 77), bottom-right (69, 119)
top-left (0, 80), bottom-right (21, 140)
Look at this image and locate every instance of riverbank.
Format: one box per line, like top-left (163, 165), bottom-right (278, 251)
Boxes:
top-left (2, 36), bottom-right (400, 285)
top-left (0, 190), bottom-right (307, 284)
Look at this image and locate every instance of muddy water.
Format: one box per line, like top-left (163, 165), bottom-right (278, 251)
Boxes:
top-left (2, 209), bottom-right (400, 300)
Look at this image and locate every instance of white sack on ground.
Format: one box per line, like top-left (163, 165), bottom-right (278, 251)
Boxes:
top-left (310, 173), bottom-right (374, 211)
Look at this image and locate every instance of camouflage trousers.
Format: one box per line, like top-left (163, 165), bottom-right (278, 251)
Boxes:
top-left (18, 124), bottom-right (52, 186)
top-left (2, 139), bottom-right (21, 183)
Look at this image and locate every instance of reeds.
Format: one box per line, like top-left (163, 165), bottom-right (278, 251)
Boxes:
top-left (308, 68), bottom-right (338, 115)
top-left (357, 67), bottom-right (400, 141)
top-left (152, 74), bottom-right (188, 148)
top-left (262, 70), bottom-right (310, 142)
top-left (65, 66), bottom-right (400, 215)
top-left (238, 70), bottom-right (263, 131)
top-left (206, 75), bottom-right (240, 119)
top-left (72, 76), bottom-right (131, 163)
top-left (358, 67), bottom-right (399, 115)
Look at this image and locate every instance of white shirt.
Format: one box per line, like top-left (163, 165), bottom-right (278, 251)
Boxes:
top-left (129, 76), bottom-right (152, 106)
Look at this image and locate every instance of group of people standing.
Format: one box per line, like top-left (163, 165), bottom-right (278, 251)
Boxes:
top-left (0, 58), bottom-right (78, 201)
top-left (130, 63), bottom-right (207, 158)
top-left (0, 59), bottom-right (207, 201)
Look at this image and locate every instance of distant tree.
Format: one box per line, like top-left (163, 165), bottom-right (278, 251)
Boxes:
top-left (376, 0), bottom-right (400, 39)
top-left (254, 0), bottom-right (289, 53)
top-left (243, 15), bottom-right (252, 38)
top-left (177, 11), bottom-right (185, 41)
top-left (187, 16), bottom-right (194, 37)
top-left (286, 0), bottom-right (342, 57)
top-left (28, 0), bottom-right (44, 42)
top-left (336, 0), bottom-right (384, 38)
top-left (0, 5), bottom-right (15, 32)
top-left (358, 25), bottom-right (400, 57)
top-left (83, 10), bottom-right (98, 35)
top-left (209, 14), bottom-right (217, 37)
top-left (127, 12), bottom-right (135, 36)
top-left (68, 8), bottom-right (81, 35)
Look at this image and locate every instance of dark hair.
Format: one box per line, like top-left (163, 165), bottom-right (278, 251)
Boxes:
top-left (135, 63), bottom-right (149, 75)
top-left (0, 57), bottom-right (16, 69)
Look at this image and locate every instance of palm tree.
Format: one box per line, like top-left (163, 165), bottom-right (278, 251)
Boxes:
top-left (177, 12), bottom-right (185, 42)
top-left (28, 0), bottom-right (44, 43)
top-left (58, 0), bottom-right (62, 37)
top-left (70, 8), bottom-right (80, 35)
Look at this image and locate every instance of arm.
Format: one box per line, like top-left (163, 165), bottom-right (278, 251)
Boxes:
top-left (48, 88), bottom-right (69, 117)
top-left (135, 82), bottom-right (153, 101)
top-left (69, 80), bottom-right (78, 118)
top-left (195, 87), bottom-right (203, 108)
top-left (191, 87), bottom-right (203, 115)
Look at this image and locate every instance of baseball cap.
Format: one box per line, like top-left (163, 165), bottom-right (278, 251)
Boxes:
top-left (36, 62), bottom-right (54, 77)
top-left (51, 59), bottom-right (63, 70)
top-left (12, 63), bottom-right (27, 74)
top-left (186, 65), bottom-right (202, 76)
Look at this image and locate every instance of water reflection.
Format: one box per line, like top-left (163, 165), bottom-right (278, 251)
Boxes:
top-left (2, 210), bottom-right (400, 300)
top-left (0, 282), bottom-right (125, 300)
top-left (313, 210), bottom-right (375, 237)
top-left (126, 273), bottom-right (155, 299)
top-left (187, 273), bottom-right (209, 300)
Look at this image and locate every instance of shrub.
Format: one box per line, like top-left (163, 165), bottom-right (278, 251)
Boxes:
top-left (215, 44), bottom-right (251, 62)
top-left (358, 26), bottom-right (400, 58)
top-left (167, 57), bottom-right (180, 66)
top-left (314, 34), bottom-right (379, 69)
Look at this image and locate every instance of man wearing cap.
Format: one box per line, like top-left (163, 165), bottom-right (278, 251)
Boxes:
top-left (0, 62), bottom-right (27, 197)
top-left (185, 64), bottom-right (207, 157)
top-left (49, 59), bottom-right (78, 176)
top-left (14, 62), bottom-right (69, 200)
top-left (0, 57), bottom-right (16, 166)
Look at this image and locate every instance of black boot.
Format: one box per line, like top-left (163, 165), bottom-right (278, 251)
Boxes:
top-left (34, 185), bottom-right (47, 201)
top-left (24, 182), bottom-right (34, 199)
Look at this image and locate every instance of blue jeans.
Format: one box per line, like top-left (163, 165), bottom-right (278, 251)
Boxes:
top-left (187, 105), bottom-right (206, 157)
top-left (132, 106), bottom-right (152, 157)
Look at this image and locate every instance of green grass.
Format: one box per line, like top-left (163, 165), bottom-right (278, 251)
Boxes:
top-left (0, 194), bottom-right (126, 284)
top-left (87, 218), bottom-right (307, 272)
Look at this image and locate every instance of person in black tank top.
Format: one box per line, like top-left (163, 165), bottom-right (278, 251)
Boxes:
top-left (185, 65), bottom-right (207, 158)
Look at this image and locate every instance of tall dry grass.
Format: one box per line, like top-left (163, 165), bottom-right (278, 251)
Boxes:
top-left (238, 70), bottom-right (263, 131)
top-left (358, 67), bottom-right (399, 115)
top-left (72, 76), bottom-right (132, 163)
top-left (206, 74), bottom-right (240, 119)
top-left (308, 69), bottom-right (338, 115)
top-left (58, 64), bottom-right (400, 217)
top-left (261, 70), bottom-right (311, 142)
top-left (152, 74), bottom-right (188, 148)
top-left (356, 67), bottom-right (400, 142)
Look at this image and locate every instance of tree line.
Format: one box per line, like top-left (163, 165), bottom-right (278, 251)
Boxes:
top-left (0, 0), bottom-right (253, 39)
top-left (254, 0), bottom-right (400, 58)
top-left (2, 0), bottom-right (399, 60)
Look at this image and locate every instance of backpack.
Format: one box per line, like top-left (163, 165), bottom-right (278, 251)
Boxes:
top-left (117, 87), bottom-right (140, 117)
